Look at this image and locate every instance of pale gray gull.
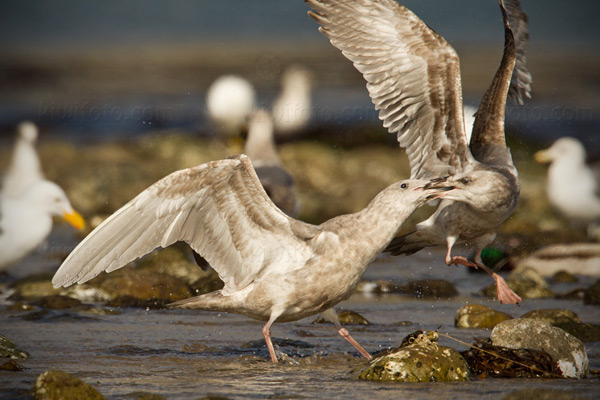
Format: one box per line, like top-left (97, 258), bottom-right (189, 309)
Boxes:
top-left (1, 121), bottom-right (43, 198)
top-left (272, 66), bottom-right (312, 135)
top-left (52, 154), bottom-right (457, 362)
top-left (535, 137), bottom-right (600, 240)
top-left (307, 0), bottom-right (532, 304)
top-left (206, 75), bottom-right (256, 137)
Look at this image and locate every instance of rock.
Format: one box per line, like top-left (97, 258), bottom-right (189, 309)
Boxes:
top-left (37, 295), bottom-right (82, 309)
top-left (398, 279), bottom-right (458, 299)
top-left (550, 270), bottom-right (579, 283)
top-left (123, 392), bottom-right (166, 400)
top-left (0, 359), bottom-right (25, 371)
top-left (356, 279), bottom-right (401, 294)
top-left (136, 246), bottom-right (212, 285)
top-left (357, 331), bottom-right (470, 382)
top-left (32, 370), bottom-right (106, 400)
top-left (520, 309), bottom-right (581, 324)
top-left (553, 322), bottom-right (600, 343)
top-left (583, 279), bottom-right (600, 305)
top-left (190, 270), bottom-right (224, 296)
top-left (10, 276), bottom-right (61, 301)
top-left (0, 334), bottom-right (30, 359)
top-left (481, 267), bottom-right (554, 300)
top-left (502, 388), bottom-right (586, 400)
top-left (491, 319), bottom-right (589, 378)
top-left (556, 288), bottom-right (586, 300)
top-left (461, 338), bottom-right (561, 378)
top-left (60, 285), bottom-right (113, 303)
top-left (312, 310), bottom-right (370, 325)
top-left (89, 268), bottom-right (192, 302)
top-left (455, 304), bottom-right (512, 329)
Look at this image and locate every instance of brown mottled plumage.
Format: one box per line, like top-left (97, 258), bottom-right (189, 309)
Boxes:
top-left (53, 154), bottom-right (456, 362)
top-left (307, 0), bottom-right (531, 304)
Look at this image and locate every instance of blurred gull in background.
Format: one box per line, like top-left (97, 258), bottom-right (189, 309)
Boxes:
top-left (206, 75), bottom-right (256, 138)
top-left (272, 66), bottom-right (312, 135)
top-left (535, 137), bottom-right (600, 240)
top-left (0, 123), bottom-right (85, 271)
top-left (308, 0), bottom-right (531, 304)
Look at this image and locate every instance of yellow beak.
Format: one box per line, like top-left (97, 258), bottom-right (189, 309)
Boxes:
top-left (533, 149), bottom-right (551, 164)
top-left (63, 210), bottom-right (86, 230)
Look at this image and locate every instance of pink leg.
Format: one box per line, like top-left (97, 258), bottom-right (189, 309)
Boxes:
top-left (321, 309), bottom-right (372, 360)
top-left (262, 319), bottom-right (278, 363)
top-left (474, 251), bottom-right (521, 305)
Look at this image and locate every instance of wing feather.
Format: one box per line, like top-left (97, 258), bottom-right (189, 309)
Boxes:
top-left (307, 0), bottom-right (473, 178)
top-left (52, 155), bottom-right (319, 292)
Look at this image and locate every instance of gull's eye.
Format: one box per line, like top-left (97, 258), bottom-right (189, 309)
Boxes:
top-left (401, 183), bottom-right (408, 189)
top-left (460, 177), bottom-right (471, 185)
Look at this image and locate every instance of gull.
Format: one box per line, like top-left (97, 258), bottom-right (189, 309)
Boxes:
top-left (535, 137), bottom-right (600, 240)
top-left (52, 154), bottom-right (456, 362)
top-left (307, 0), bottom-right (532, 304)
top-left (206, 75), bottom-right (256, 137)
top-left (1, 121), bottom-right (43, 198)
top-left (0, 122), bottom-right (85, 270)
top-left (244, 109), bottom-right (299, 217)
top-left (272, 66), bottom-right (312, 135)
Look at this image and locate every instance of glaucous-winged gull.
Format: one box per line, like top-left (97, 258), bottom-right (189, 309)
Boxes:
top-left (206, 75), bottom-right (256, 138)
top-left (272, 66), bottom-right (312, 135)
top-left (307, 0), bottom-right (532, 304)
top-left (52, 154), bottom-right (457, 362)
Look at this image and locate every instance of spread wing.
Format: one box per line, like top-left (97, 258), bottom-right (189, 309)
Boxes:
top-left (470, 0), bottom-right (531, 166)
top-left (307, 0), bottom-right (473, 179)
top-left (52, 155), bottom-right (320, 293)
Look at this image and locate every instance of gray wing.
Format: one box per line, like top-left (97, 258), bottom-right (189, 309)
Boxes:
top-left (52, 155), bottom-right (320, 293)
top-left (307, 0), bottom-right (473, 179)
top-left (504, 0), bottom-right (532, 105)
top-left (470, 0), bottom-right (530, 167)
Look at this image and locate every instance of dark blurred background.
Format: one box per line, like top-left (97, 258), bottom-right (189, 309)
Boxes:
top-left (0, 0), bottom-right (598, 150)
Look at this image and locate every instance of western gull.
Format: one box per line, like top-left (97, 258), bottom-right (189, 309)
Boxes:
top-left (206, 75), bottom-right (256, 137)
top-left (534, 137), bottom-right (600, 240)
top-left (52, 154), bottom-right (457, 362)
top-left (1, 123), bottom-right (85, 270)
top-left (307, 0), bottom-right (532, 304)
top-left (272, 66), bottom-right (312, 135)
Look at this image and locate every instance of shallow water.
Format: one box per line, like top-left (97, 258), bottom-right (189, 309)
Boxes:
top-left (1, 244), bottom-right (599, 399)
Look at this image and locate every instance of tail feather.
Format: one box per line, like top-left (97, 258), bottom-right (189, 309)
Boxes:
top-left (384, 231), bottom-right (433, 256)
top-left (168, 290), bottom-right (225, 311)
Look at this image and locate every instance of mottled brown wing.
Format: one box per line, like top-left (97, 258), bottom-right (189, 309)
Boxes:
top-left (307, 0), bottom-right (473, 178)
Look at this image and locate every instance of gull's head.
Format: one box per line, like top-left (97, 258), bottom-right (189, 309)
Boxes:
top-left (24, 180), bottom-right (85, 230)
top-left (534, 137), bottom-right (586, 165)
top-left (17, 121), bottom-right (38, 143)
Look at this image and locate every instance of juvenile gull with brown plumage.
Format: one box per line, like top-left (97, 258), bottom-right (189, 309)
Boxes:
top-left (52, 154), bottom-right (456, 362)
top-left (307, 0), bottom-right (532, 304)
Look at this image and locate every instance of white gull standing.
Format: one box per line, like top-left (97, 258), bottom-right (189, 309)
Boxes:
top-left (307, 0), bottom-right (532, 304)
top-left (535, 137), bottom-right (600, 240)
top-left (1, 121), bottom-right (43, 198)
top-left (272, 66), bottom-right (312, 135)
top-left (52, 154), bottom-right (457, 362)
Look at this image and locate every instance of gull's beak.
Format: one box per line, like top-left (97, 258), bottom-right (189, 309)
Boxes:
top-left (63, 210), bottom-right (85, 230)
top-left (534, 149), bottom-right (551, 164)
top-left (423, 178), bottom-right (455, 201)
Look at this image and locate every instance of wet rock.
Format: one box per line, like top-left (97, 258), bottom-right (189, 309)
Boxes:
top-left (136, 246), bottom-right (212, 285)
top-left (550, 270), bottom-right (579, 284)
top-left (312, 310), bottom-right (370, 325)
top-left (398, 279), bottom-right (458, 299)
top-left (0, 359), bottom-right (25, 371)
top-left (60, 284), bottom-right (113, 303)
top-left (0, 334), bottom-right (30, 359)
top-left (90, 268), bottom-right (192, 302)
top-left (123, 393), bottom-right (166, 400)
top-left (502, 388), bottom-right (586, 400)
top-left (583, 279), bottom-right (600, 305)
top-left (10, 276), bottom-right (61, 301)
top-left (481, 267), bottom-right (554, 300)
top-left (32, 369), bottom-right (105, 400)
top-left (460, 338), bottom-right (561, 378)
top-left (455, 304), bottom-right (512, 329)
top-left (491, 318), bottom-right (589, 378)
top-left (37, 295), bottom-right (82, 309)
top-left (553, 322), bottom-right (600, 343)
top-left (357, 331), bottom-right (470, 382)
top-left (520, 309), bottom-right (580, 324)
top-left (190, 270), bottom-right (224, 295)
top-left (556, 288), bottom-right (586, 300)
